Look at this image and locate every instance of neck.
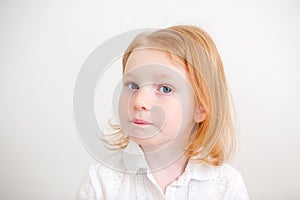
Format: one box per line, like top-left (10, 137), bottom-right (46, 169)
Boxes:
top-left (151, 153), bottom-right (189, 194)
top-left (140, 140), bottom-right (187, 171)
top-left (140, 143), bottom-right (189, 194)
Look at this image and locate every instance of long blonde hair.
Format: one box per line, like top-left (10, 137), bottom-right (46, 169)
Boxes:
top-left (108, 25), bottom-right (236, 166)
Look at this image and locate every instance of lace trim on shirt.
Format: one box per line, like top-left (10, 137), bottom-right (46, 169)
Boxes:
top-left (209, 167), bottom-right (229, 199)
top-left (188, 179), bottom-right (197, 200)
top-left (135, 172), bottom-right (145, 200)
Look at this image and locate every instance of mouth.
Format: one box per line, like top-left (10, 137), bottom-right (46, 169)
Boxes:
top-left (132, 119), bottom-right (152, 125)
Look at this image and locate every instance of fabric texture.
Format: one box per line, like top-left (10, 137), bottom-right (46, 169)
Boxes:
top-left (76, 142), bottom-right (249, 200)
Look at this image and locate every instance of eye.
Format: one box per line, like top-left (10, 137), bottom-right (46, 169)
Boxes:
top-left (159, 85), bottom-right (172, 93)
top-left (128, 83), bottom-right (139, 90)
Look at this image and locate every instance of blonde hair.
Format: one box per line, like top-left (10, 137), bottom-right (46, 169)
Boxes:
top-left (107, 25), bottom-right (236, 166)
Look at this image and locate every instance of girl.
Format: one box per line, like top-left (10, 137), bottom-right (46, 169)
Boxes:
top-left (77, 25), bottom-right (249, 199)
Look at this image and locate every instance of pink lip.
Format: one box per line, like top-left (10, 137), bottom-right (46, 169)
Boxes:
top-left (132, 119), bottom-right (152, 125)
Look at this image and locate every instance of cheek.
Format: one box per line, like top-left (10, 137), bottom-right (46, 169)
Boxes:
top-left (179, 88), bottom-right (197, 121)
top-left (161, 94), bottom-right (196, 136)
top-left (118, 91), bottom-right (130, 121)
top-left (160, 100), bottom-right (182, 132)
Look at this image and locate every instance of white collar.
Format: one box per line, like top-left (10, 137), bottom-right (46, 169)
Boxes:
top-left (123, 141), bottom-right (150, 173)
top-left (123, 141), bottom-right (217, 183)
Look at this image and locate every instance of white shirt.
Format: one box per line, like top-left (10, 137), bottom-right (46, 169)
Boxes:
top-left (76, 142), bottom-right (249, 200)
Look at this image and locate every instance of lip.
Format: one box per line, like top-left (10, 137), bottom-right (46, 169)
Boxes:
top-left (132, 119), bottom-right (152, 125)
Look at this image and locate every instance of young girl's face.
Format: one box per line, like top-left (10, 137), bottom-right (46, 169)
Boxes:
top-left (119, 49), bottom-right (201, 151)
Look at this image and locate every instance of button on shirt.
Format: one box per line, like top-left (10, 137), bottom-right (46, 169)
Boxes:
top-left (76, 142), bottom-right (249, 200)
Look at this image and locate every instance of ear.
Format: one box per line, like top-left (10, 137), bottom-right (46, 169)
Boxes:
top-left (194, 105), bottom-right (206, 123)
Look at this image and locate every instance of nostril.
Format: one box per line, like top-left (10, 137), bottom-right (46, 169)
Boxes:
top-left (133, 101), bottom-right (149, 111)
top-left (134, 101), bottom-right (151, 111)
top-left (140, 106), bottom-right (147, 110)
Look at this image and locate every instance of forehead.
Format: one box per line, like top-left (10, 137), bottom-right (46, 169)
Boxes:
top-left (124, 49), bottom-right (186, 76)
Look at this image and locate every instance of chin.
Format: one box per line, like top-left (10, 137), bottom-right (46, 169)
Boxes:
top-left (130, 136), bottom-right (152, 145)
top-left (130, 136), bottom-right (172, 152)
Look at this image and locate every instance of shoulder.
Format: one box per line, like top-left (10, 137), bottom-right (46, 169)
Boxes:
top-left (210, 164), bottom-right (249, 199)
top-left (213, 164), bottom-right (244, 183)
top-left (76, 162), bottom-right (126, 200)
top-left (86, 162), bottom-right (126, 188)
top-left (210, 164), bottom-right (244, 188)
top-left (84, 149), bottom-right (128, 182)
top-left (187, 161), bottom-right (243, 183)
top-left (187, 161), bottom-right (249, 199)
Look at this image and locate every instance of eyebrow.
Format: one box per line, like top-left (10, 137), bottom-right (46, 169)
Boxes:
top-left (122, 73), bottom-right (135, 79)
top-left (156, 73), bottom-right (178, 81)
top-left (123, 72), bottom-right (175, 79)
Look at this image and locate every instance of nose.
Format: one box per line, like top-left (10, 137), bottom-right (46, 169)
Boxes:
top-left (131, 86), bottom-right (152, 111)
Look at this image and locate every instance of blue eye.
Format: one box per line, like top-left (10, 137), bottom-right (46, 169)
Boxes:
top-left (159, 85), bottom-right (172, 93)
top-left (128, 83), bottom-right (139, 90)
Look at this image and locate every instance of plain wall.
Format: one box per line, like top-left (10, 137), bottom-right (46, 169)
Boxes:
top-left (0, 0), bottom-right (299, 199)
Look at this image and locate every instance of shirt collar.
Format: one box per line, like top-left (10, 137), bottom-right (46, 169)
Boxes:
top-left (187, 159), bottom-right (216, 180)
top-left (123, 142), bottom-right (216, 182)
top-left (123, 141), bottom-right (150, 173)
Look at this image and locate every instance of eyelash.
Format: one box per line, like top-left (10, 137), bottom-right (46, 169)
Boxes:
top-left (125, 82), bottom-right (174, 94)
top-left (127, 82), bottom-right (139, 90)
top-left (157, 84), bottom-right (173, 94)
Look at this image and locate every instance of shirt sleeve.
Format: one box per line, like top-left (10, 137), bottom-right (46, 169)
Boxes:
top-left (75, 165), bottom-right (103, 200)
top-left (230, 173), bottom-right (250, 200)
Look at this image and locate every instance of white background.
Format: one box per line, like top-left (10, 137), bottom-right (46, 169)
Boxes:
top-left (1, 0), bottom-right (299, 199)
